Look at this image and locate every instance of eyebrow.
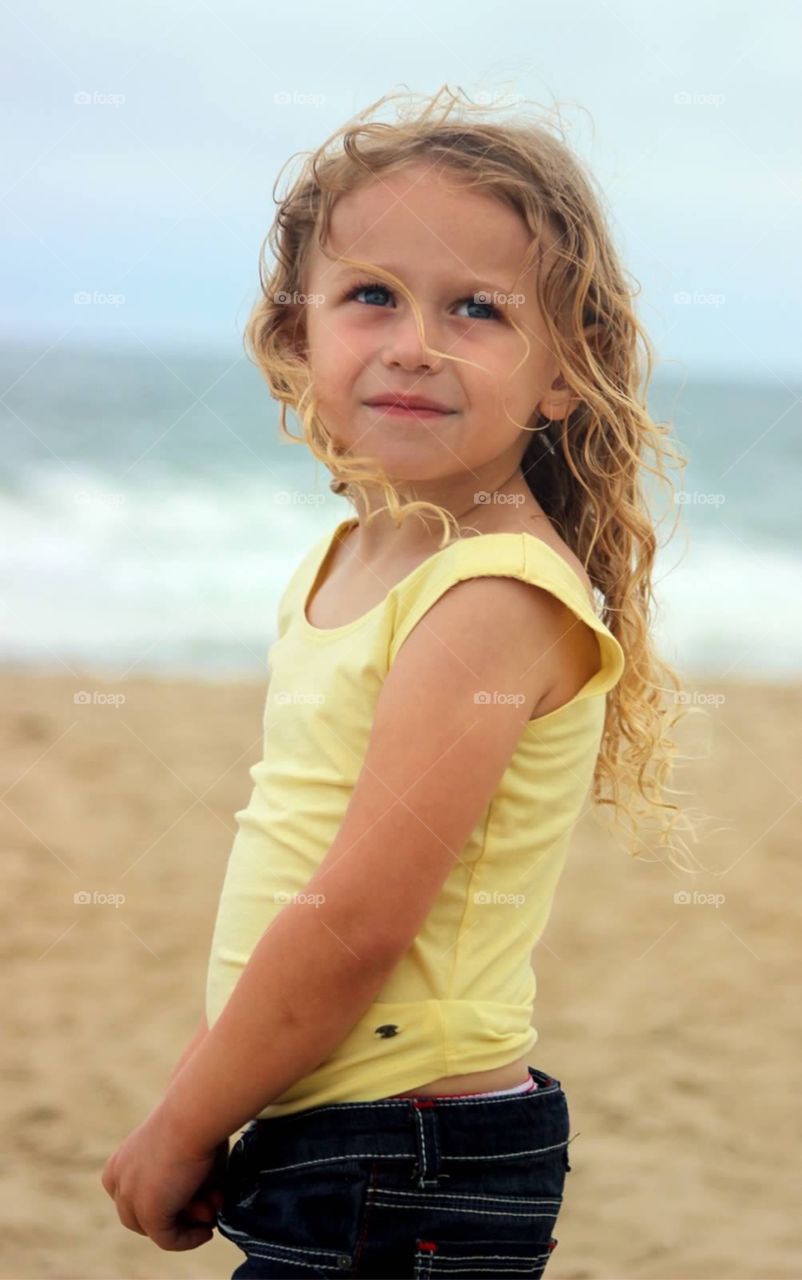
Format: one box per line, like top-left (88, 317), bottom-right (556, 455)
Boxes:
top-left (332, 264), bottom-right (516, 297)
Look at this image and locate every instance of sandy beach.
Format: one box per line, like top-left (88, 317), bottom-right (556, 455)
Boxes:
top-left (1, 666), bottom-right (799, 1280)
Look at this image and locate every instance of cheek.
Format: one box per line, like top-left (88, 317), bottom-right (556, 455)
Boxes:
top-left (496, 348), bottom-right (542, 402)
top-left (308, 313), bottom-right (368, 377)
top-left (305, 353), bottom-right (359, 436)
top-left (457, 331), bottom-right (526, 381)
top-left (329, 312), bottom-right (379, 356)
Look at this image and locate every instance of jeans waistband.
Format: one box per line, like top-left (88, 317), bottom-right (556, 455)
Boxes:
top-left (235, 1066), bottom-right (570, 1187)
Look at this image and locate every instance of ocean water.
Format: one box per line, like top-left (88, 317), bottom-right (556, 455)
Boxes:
top-left (1, 340), bottom-right (800, 680)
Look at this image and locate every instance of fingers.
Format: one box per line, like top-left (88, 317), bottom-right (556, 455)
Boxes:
top-left (183, 1197), bottom-right (217, 1225)
top-left (113, 1200), bottom-right (149, 1237)
top-left (148, 1221), bottom-right (215, 1251)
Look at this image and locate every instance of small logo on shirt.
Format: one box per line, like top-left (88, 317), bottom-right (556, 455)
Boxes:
top-left (374, 1024), bottom-right (400, 1038)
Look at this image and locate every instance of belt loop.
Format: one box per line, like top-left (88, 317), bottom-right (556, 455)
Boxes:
top-left (408, 1098), bottom-right (442, 1188)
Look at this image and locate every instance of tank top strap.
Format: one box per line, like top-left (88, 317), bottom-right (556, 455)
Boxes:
top-left (389, 531), bottom-right (625, 698)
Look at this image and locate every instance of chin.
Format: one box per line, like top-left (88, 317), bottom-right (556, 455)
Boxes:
top-left (372, 444), bottom-right (451, 481)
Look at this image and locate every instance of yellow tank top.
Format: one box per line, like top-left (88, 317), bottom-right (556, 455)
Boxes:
top-left (205, 516), bottom-right (625, 1118)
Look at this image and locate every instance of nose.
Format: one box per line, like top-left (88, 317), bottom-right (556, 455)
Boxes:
top-left (381, 309), bottom-right (445, 374)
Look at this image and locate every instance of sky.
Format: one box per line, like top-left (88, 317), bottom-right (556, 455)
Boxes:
top-left (1, 0), bottom-right (800, 384)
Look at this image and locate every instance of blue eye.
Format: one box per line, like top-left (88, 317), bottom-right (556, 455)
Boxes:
top-left (455, 296), bottom-right (501, 321)
top-left (342, 280), bottom-right (502, 321)
top-left (345, 281), bottom-right (392, 307)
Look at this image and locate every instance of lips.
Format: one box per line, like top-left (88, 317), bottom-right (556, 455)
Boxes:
top-left (365, 394), bottom-right (454, 414)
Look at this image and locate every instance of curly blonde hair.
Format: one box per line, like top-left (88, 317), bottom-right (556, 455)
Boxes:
top-left (244, 84), bottom-right (709, 873)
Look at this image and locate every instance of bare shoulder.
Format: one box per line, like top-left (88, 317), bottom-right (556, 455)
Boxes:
top-left (390, 569), bottom-right (576, 724)
top-left (445, 510), bottom-right (602, 718)
top-left (470, 506), bottom-right (595, 605)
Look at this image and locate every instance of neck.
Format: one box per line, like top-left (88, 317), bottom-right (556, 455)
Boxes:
top-left (345, 466), bottom-right (534, 558)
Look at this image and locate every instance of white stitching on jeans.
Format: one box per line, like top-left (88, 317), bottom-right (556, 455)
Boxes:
top-left (448, 1139), bottom-right (569, 1161)
top-left (253, 1137), bottom-right (569, 1177)
top-left (368, 1188), bottom-right (563, 1206)
top-left (217, 1216), bottom-right (348, 1262)
top-left (254, 1151), bottom-right (409, 1175)
top-left (370, 1199), bottom-right (560, 1219)
top-left (413, 1243), bottom-right (551, 1275)
top-left (416, 1247), bottom-right (551, 1260)
top-left (412, 1104), bottom-right (435, 1184)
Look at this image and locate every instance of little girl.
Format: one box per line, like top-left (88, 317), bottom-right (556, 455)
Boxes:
top-left (102, 86), bottom-right (697, 1278)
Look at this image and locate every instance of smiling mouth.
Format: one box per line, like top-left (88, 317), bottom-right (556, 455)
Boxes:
top-left (365, 403), bottom-right (456, 419)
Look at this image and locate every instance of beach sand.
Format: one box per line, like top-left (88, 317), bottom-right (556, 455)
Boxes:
top-left (1, 667), bottom-right (799, 1279)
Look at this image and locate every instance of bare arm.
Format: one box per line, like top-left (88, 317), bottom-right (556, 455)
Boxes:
top-left (159, 574), bottom-right (561, 1156)
top-left (166, 1013), bottom-right (209, 1087)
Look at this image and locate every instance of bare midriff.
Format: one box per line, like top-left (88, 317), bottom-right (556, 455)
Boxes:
top-left (390, 1052), bottom-right (532, 1098)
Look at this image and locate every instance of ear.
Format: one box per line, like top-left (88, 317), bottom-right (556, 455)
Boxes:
top-left (537, 369), bottom-right (577, 422)
top-left (537, 323), bottom-right (603, 421)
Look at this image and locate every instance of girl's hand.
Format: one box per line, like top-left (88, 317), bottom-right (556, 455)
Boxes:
top-left (101, 1101), bottom-right (231, 1251)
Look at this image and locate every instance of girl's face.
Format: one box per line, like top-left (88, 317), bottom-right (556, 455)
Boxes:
top-left (301, 163), bottom-right (572, 487)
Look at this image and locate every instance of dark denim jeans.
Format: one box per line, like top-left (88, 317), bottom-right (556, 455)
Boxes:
top-left (216, 1065), bottom-right (571, 1279)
